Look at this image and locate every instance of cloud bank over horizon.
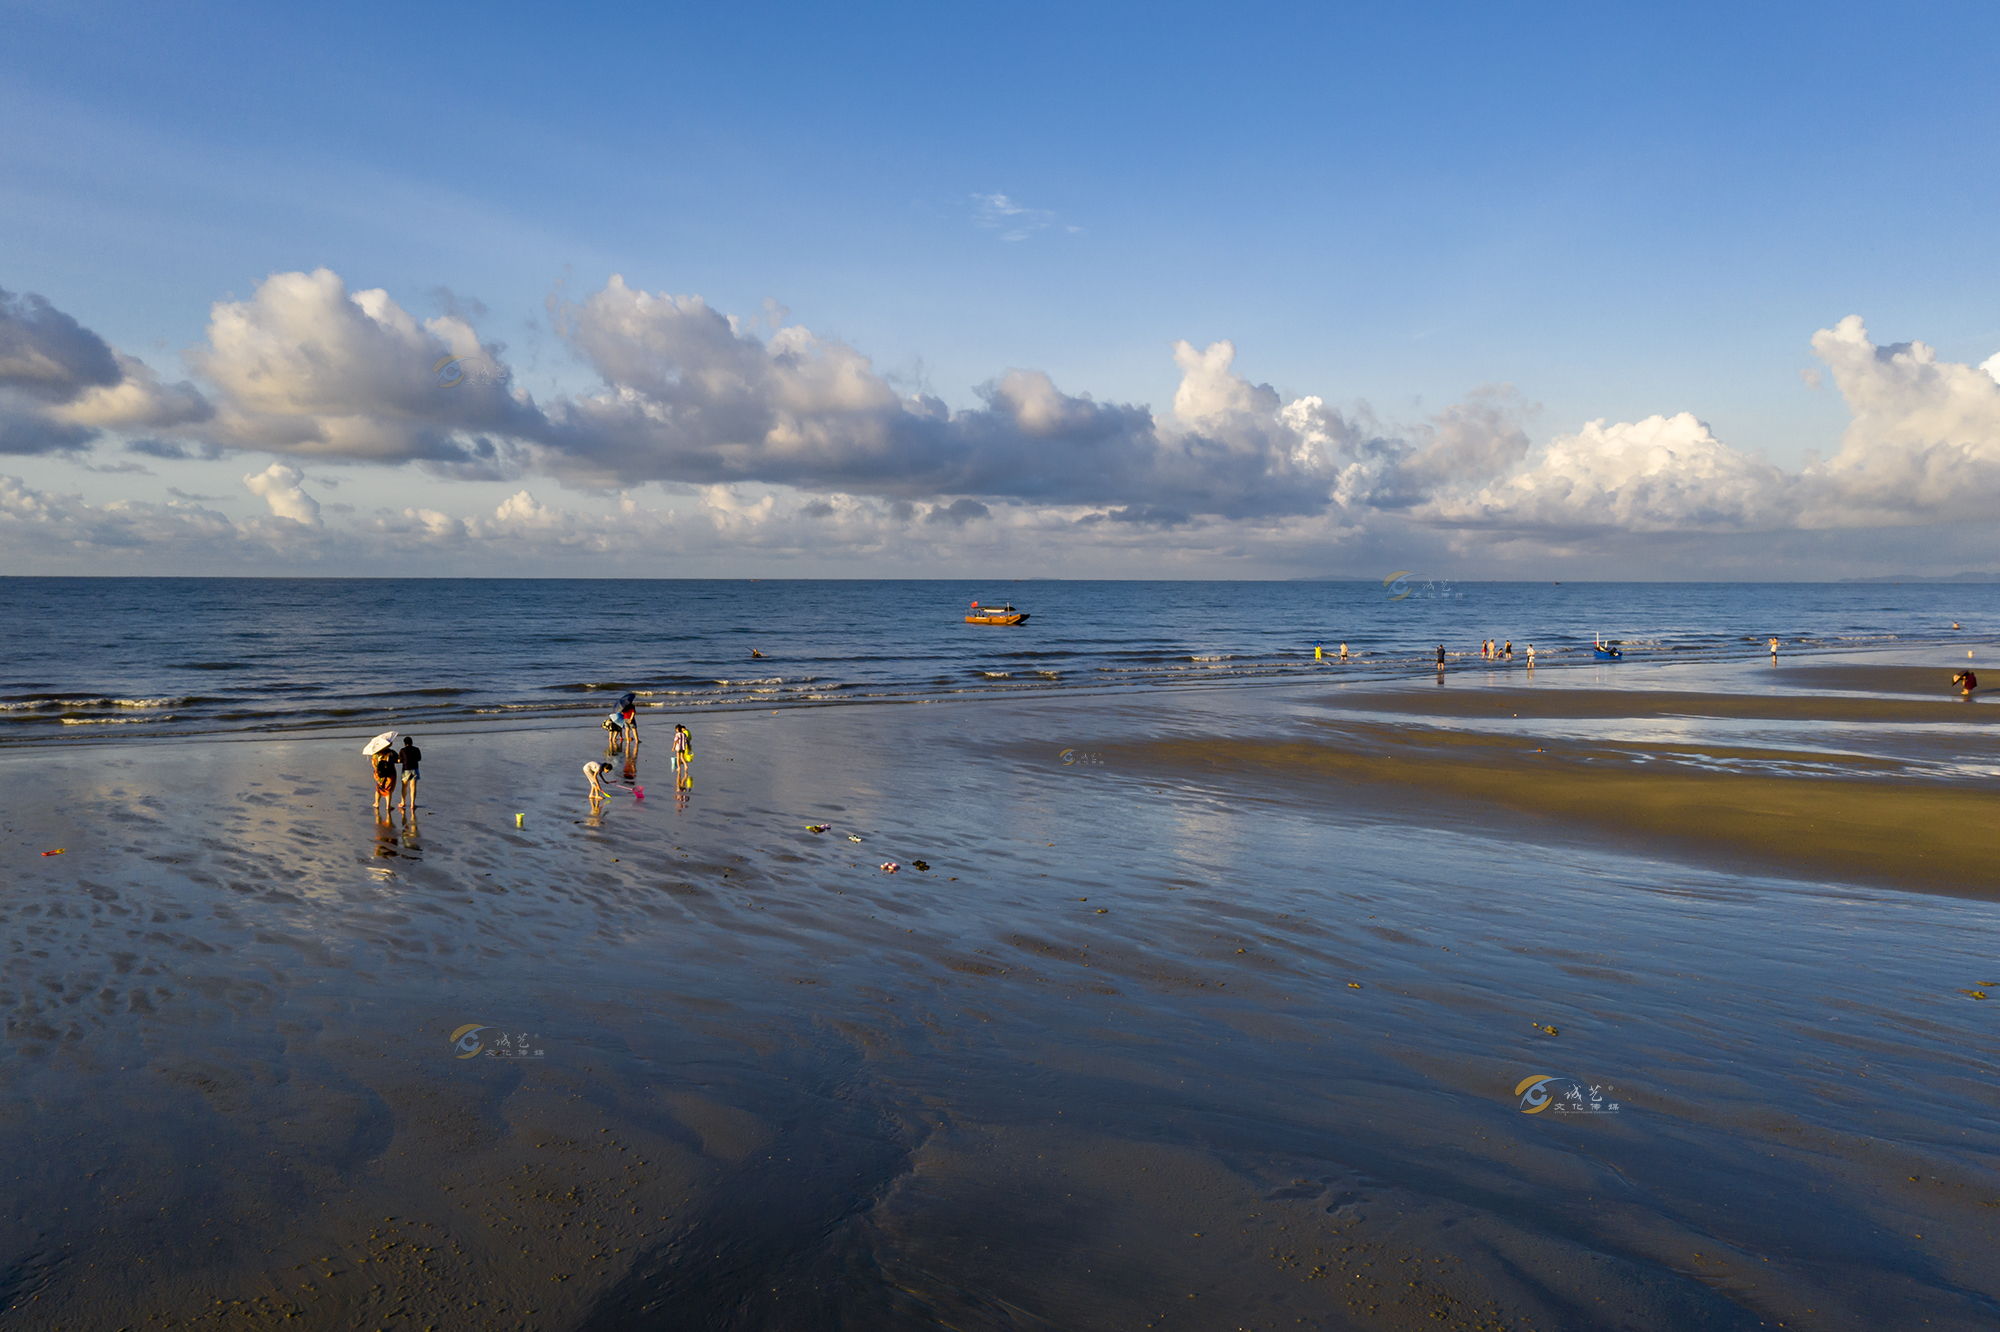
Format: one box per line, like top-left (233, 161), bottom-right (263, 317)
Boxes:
top-left (6, 272), bottom-right (2000, 578)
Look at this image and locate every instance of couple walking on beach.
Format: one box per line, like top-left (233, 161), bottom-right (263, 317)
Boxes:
top-left (370, 736), bottom-right (421, 818)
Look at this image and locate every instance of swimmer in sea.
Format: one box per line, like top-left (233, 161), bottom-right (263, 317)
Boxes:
top-left (751, 648), bottom-right (766, 659)
top-left (1339, 642), bottom-right (1348, 661)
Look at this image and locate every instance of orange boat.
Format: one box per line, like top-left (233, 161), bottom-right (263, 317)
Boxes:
top-left (965, 600), bottom-right (1029, 625)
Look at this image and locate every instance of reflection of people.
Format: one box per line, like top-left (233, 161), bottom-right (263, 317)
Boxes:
top-left (373, 746), bottom-right (399, 817)
top-left (398, 736), bottom-right (421, 816)
top-left (1953, 670), bottom-right (1978, 696)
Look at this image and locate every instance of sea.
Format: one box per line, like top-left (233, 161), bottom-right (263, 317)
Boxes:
top-left (2, 577), bottom-right (1993, 744)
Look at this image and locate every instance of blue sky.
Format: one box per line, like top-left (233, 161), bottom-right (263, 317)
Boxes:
top-left (5, 1), bottom-right (2000, 576)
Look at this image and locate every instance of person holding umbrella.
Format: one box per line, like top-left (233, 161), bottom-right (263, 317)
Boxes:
top-left (364, 731), bottom-right (400, 817)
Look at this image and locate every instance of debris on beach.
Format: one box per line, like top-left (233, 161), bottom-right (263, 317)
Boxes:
top-left (912, 859), bottom-right (930, 871)
top-left (806, 824), bottom-right (830, 833)
top-left (1347, 981), bottom-right (1362, 989)
top-left (1960, 989), bottom-right (1989, 1000)
top-left (880, 862), bottom-right (899, 873)
top-left (1095, 908), bottom-right (1108, 914)
top-left (41, 848), bottom-right (65, 857)
top-left (1534, 1023), bottom-right (1559, 1036)
top-left (848, 834), bottom-right (863, 842)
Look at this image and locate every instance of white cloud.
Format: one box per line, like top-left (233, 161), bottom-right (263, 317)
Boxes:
top-left (242, 462), bottom-right (322, 526)
top-left (189, 268), bottom-right (537, 476)
top-left (1427, 412), bottom-right (1794, 534)
top-left (13, 271), bottom-right (2000, 576)
top-left (970, 192), bottom-right (1067, 241)
top-left (1, 287), bottom-right (211, 455)
top-left (1804, 316), bottom-right (2000, 526)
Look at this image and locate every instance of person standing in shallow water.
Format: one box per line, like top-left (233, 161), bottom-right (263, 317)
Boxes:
top-left (398, 736), bottom-right (421, 817)
top-left (372, 744), bottom-right (399, 818)
top-left (1436, 644), bottom-right (1446, 666)
top-left (673, 724), bottom-right (692, 787)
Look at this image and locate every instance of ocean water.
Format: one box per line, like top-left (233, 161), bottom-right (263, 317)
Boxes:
top-left (1, 576), bottom-right (1992, 743)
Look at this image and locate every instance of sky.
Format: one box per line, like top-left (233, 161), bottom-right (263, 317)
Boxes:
top-left (5, 0), bottom-right (2000, 579)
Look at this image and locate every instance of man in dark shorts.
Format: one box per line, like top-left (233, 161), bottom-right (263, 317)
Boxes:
top-left (398, 736), bottom-right (422, 815)
top-left (372, 744), bottom-right (399, 818)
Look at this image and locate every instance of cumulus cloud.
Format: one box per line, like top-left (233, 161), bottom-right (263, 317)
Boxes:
top-left (15, 268), bottom-right (2000, 576)
top-left (0, 288), bottom-right (211, 455)
top-left (1804, 316), bottom-right (2000, 525)
top-left (242, 462), bottom-right (322, 526)
top-left (188, 268), bottom-right (538, 477)
top-left (1426, 413), bottom-right (1796, 534)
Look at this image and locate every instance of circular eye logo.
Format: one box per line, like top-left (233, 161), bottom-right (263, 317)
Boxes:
top-left (1515, 1074), bottom-right (1557, 1113)
top-left (1059, 749), bottom-right (1076, 765)
top-left (449, 1023), bottom-right (490, 1058)
top-left (432, 355), bottom-right (469, 388)
top-left (1383, 570), bottom-right (1413, 601)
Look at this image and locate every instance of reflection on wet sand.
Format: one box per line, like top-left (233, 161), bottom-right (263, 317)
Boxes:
top-left (2, 656), bottom-right (1997, 1329)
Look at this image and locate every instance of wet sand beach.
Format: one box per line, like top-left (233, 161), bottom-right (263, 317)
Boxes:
top-left (3, 652), bottom-right (1997, 1330)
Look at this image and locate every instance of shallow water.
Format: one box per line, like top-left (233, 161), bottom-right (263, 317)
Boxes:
top-left (3, 669), bottom-right (1997, 1329)
top-left (3, 576), bottom-right (1994, 742)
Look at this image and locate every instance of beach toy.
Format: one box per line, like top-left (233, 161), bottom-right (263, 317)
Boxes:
top-left (880, 862), bottom-right (899, 873)
top-left (634, 786), bottom-right (643, 799)
top-left (847, 834), bottom-right (863, 842)
top-left (41, 848), bottom-right (65, 856)
top-left (514, 813), bottom-right (524, 827)
top-left (806, 824), bottom-right (829, 833)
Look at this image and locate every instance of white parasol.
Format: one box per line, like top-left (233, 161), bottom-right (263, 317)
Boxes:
top-left (363, 731), bottom-right (399, 755)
